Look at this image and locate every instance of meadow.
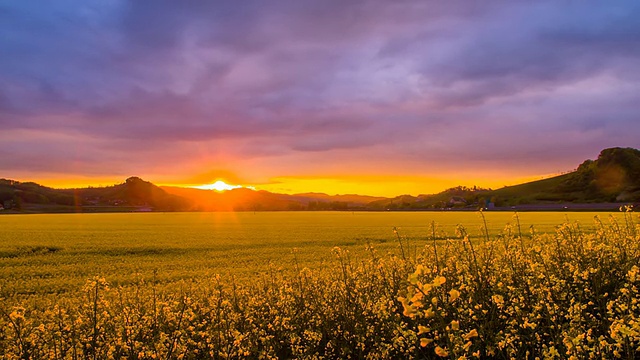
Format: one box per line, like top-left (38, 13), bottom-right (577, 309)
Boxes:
top-left (0, 211), bottom-right (638, 358)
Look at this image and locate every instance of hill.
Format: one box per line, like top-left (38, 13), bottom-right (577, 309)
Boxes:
top-left (368, 147), bottom-right (640, 210)
top-left (0, 177), bottom-right (189, 212)
top-left (0, 177), bottom-right (386, 212)
top-left (1, 147), bottom-right (638, 212)
top-left (70, 177), bottom-right (190, 211)
top-left (159, 187), bottom-right (385, 211)
top-left (0, 179), bottom-right (76, 210)
top-left (160, 186), bottom-right (302, 211)
top-left (490, 147), bottom-right (640, 206)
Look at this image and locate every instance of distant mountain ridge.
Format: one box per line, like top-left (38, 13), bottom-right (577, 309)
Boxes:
top-left (0, 177), bottom-right (386, 212)
top-left (1, 147), bottom-right (638, 212)
top-left (158, 186), bottom-right (386, 211)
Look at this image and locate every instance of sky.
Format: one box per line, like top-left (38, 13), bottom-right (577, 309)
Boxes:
top-left (1, 1), bottom-right (639, 197)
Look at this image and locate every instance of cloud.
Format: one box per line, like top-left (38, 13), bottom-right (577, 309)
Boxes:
top-left (414, 2), bottom-right (640, 107)
top-left (1, 0), bottom-right (640, 187)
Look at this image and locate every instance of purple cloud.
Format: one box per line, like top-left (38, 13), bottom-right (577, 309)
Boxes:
top-left (1, 0), bottom-right (639, 189)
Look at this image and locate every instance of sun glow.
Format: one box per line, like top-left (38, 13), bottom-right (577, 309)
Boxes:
top-left (194, 180), bottom-right (243, 192)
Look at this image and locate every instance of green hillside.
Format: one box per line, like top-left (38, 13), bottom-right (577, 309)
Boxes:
top-left (0, 177), bottom-right (189, 212)
top-left (370, 147), bottom-right (640, 210)
top-left (70, 177), bottom-right (190, 211)
top-left (2, 147), bottom-right (638, 212)
top-left (491, 147), bottom-right (640, 205)
top-left (0, 179), bottom-right (75, 210)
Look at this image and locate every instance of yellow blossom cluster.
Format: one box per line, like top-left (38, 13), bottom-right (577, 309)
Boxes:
top-left (399, 211), bottom-right (640, 359)
top-left (0, 211), bottom-right (638, 358)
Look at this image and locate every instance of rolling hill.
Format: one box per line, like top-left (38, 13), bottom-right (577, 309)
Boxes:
top-left (0, 177), bottom-right (189, 212)
top-left (369, 147), bottom-right (640, 210)
top-left (1, 147), bottom-right (638, 212)
top-left (159, 187), bottom-right (385, 211)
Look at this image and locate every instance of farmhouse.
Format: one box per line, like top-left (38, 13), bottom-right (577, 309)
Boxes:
top-left (448, 196), bottom-right (467, 206)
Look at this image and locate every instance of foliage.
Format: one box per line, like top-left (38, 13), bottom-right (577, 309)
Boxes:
top-left (0, 177), bottom-right (189, 212)
top-left (0, 179), bottom-right (75, 207)
top-left (370, 147), bottom-right (640, 209)
top-left (555, 148), bottom-right (640, 202)
top-left (0, 211), bottom-right (639, 358)
top-left (2, 147), bottom-right (640, 213)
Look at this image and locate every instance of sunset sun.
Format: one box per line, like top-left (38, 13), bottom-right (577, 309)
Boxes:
top-left (194, 180), bottom-right (242, 192)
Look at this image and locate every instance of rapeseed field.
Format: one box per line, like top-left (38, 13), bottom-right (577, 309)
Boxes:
top-left (0, 211), bottom-right (638, 358)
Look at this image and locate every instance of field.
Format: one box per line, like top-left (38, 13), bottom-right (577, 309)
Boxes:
top-left (0, 211), bottom-right (639, 358)
top-left (0, 211), bottom-right (611, 295)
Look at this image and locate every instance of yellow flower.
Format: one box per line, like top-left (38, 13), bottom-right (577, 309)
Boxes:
top-left (435, 346), bottom-right (449, 357)
top-left (451, 320), bottom-right (460, 331)
top-left (449, 289), bottom-right (460, 302)
top-left (433, 276), bottom-right (447, 286)
top-left (424, 308), bottom-right (435, 318)
top-left (402, 304), bottom-right (417, 318)
top-left (408, 273), bottom-right (419, 285)
top-left (463, 329), bottom-right (479, 340)
top-left (420, 282), bottom-right (433, 293)
top-left (420, 338), bottom-right (433, 347)
top-left (411, 291), bottom-right (424, 302)
top-left (418, 325), bottom-right (430, 335)
top-left (492, 294), bottom-right (504, 306)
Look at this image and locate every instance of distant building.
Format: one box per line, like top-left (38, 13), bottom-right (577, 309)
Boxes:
top-left (448, 196), bottom-right (467, 206)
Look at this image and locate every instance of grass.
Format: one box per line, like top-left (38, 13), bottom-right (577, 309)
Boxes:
top-left (0, 211), bottom-right (638, 358)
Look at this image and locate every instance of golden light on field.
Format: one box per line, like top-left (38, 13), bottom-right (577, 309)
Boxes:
top-left (194, 180), bottom-right (243, 191)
